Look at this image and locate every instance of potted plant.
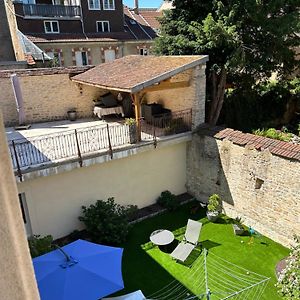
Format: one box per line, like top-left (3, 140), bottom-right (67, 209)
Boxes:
top-left (125, 118), bottom-right (137, 144)
top-left (232, 217), bottom-right (245, 235)
top-left (206, 194), bottom-right (222, 222)
top-left (67, 108), bottom-right (77, 121)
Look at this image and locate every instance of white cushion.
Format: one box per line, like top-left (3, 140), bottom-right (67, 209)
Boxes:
top-left (170, 242), bottom-right (195, 262)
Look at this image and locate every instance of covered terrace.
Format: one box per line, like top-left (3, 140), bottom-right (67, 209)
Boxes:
top-left (72, 55), bottom-right (208, 141)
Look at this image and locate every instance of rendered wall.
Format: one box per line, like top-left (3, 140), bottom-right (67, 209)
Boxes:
top-left (17, 141), bottom-right (187, 239)
top-left (0, 111), bottom-right (40, 300)
top-left (0, 72), bottom-right (106, 126)
top-left (186, 134), bottom-right (300, 247)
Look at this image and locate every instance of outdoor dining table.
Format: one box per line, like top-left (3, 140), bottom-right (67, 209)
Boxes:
top-left (150, 229), bottom-right (174, 246)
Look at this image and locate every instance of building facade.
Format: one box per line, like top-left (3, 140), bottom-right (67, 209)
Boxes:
top-left (11, 0), bottom-right (160, 66)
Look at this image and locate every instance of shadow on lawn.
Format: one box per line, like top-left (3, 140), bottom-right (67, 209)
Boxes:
top-left (118, 201), bottom-right (206, 296)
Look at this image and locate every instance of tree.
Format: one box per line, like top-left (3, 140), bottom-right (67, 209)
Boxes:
top-left (155, 0), bottom-right (300, 125)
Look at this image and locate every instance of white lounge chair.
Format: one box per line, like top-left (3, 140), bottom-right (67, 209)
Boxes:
top-left (170, 219), bottom-right (202, 262)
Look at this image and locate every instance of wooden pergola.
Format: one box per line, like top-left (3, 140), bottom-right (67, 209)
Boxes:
top-left (72, 55), bottom-right (208, 141)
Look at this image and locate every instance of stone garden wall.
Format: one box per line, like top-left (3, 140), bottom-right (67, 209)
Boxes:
top-left (186, 127), bottom-right (300, 247)
top-left (0, 67), bottom-right (106, 126)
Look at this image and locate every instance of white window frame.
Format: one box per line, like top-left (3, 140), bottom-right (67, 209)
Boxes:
top-left (44, 21), bottom-right (59, 34)
top-left (103, 0), bottom-right (115, 10)
top-left (75, 51), bottom-right (88, 66)
top-left (140, 48), bottom-right (148, 56)
top-left (88, 0), bottom-right (101, 10)
top-left (96, 21), bottom-right (110, 32)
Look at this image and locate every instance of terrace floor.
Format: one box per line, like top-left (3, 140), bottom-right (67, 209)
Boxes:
top-left (6, 117), bottom-right (178, 172)
top-left (5, 117), bottom-right (121, 141)
top-left (117, 201), bottom-right (288, 300)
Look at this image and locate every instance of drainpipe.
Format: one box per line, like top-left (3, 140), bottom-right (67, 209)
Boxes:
top-left (79, 0), bottom-right (87, 39)
top-left (134, 0), bottom-right (139, 14)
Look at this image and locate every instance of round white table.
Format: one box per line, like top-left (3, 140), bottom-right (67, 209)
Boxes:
top-left (150, 229), bottom-right (174, 246)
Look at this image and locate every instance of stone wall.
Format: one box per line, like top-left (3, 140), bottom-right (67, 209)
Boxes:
top-left (0, 67), bottom-right (106, 126)
top-left (186, 132), bottom-right (300, 247)
top-left (145, 65), bottom-right (206, 129)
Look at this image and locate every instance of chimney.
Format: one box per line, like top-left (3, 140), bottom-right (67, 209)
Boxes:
top-left (134, 0), bottom-right (139, 14)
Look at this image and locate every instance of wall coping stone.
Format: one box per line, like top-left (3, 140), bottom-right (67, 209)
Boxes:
top-left (197, 124), bottom-right (300, 162)
top-left (0, 66), bottom-right (94, 78)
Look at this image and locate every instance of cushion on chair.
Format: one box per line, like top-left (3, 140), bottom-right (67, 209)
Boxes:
top-left (101, 93), bottom-right (118, 108)
top-left (170, 242), bottom-right (195, 262)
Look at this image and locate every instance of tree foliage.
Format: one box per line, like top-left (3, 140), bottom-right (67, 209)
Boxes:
top-left (155, 0), bottom-right (300, 125)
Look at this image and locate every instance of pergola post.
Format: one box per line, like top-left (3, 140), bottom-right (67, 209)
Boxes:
top-left (132, 93), bottom-right (142, 142)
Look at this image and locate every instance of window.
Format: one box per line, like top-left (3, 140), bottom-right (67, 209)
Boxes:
top-left (103, 0), bottom-right (115, 10)
top-left (88, 0), bottom-right (100, 10)
top-left (140, 48), bottom-right (148, 56)
top-left (44, 21), bottom-right (59, 33)
top-left (104, 49), bottom-right (115, 62)
top-left (46, 51), bottom-right (62, 66)
top-left (75, 51), bottom-right (88, 66)
top-left (96, 21), bottom-right (110, 32)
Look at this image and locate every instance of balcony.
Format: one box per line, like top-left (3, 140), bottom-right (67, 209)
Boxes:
top-left (7, 109), bottom-right (192, 177)
top-left (23, 4), bottom-right (81, 18)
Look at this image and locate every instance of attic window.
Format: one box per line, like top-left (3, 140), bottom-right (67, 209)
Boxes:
top-left (255, 178), bottom-right (264, 189)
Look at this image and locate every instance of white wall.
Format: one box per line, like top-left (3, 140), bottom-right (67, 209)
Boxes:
top-left (18, 141), bottom-right (188, 239)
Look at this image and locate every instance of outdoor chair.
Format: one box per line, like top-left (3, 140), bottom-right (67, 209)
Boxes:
top-left (170, 219), bottom-right (202, 262)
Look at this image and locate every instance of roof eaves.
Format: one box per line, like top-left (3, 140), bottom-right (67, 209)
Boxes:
top-left (71, 79), bottom-right (132, 93)
top-left (131, 55), bottom-right (209, 94)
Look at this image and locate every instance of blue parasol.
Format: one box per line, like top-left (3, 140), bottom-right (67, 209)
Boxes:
top-left (33, 239), bottom-right (124, 300)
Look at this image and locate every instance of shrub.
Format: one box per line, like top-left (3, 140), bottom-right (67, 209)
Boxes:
top-left (79, 198), bottom-right (138, 245)
top-left (156, 190), bottom-right (179, 211)
top-left (207, 194), bottom-right (221, 212)
top-left (28, 235), bottom-right (53, 258)
top-left (276, 236), bottom-right (300, 299)
top-left (253, 128), bottom-right (292, 142)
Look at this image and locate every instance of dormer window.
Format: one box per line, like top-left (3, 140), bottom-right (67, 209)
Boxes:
top-left (103, 0), bottom-right (115, 10)
top-left (89, 0), bottom-right (100, 10)
top-left (96, 21), bottom-right (110, 32)
top-left (44, 21), bottom-right (59, 34)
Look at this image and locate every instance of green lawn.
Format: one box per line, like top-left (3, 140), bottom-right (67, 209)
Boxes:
top-left (119, 201), bottom-right (289, 299)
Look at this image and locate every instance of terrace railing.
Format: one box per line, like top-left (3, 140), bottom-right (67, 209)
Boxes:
top-left (8, 109), bottom-right (192, 176)
top-left (23, 4), bottom-right (81, 18)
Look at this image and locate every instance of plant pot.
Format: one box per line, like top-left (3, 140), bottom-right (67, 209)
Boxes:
top-left (232, 224), bottom-right (244, 235)
top-left (206, 211), bottom-right (220, 222)
top-left (67, 111), bottom-right (77, 121)
top-left (128, 124), bottom-right (137, 144)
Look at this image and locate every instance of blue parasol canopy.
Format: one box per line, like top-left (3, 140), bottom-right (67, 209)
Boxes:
top-left (33, 239), bottom-right (124, 300)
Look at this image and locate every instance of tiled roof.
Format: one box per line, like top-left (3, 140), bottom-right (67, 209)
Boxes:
top-left (123, 6), bottom-right (158, 40)
top-left (138, 9), bottom-right (162, 30)
top-left (198, 125), bottom-right (300, 161)
top-left (26, 6), bottom-right (159, 44)
top-left (71, 55), bottom-right (208, 93)
top-left (0, 66), bottom-right (93, 78)
top-left (26, 32), bottom-right (136, 43)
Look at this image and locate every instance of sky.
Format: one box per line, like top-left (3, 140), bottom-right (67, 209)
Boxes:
top-left (123, 0), bottom-right (162, 8)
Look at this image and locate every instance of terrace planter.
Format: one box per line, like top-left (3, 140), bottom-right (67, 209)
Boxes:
top-left (67, 110), bottom-right (77, 121)
top-left (206, 211), bottom-right (220, 222)
top-left (232, 224), bottom-right (244, 235)
top-left (128, 124), bottom-right (137, 144)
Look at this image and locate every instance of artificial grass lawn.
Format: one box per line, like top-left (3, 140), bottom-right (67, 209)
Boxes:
top-left (119, 201), bottom-right (289, 299)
